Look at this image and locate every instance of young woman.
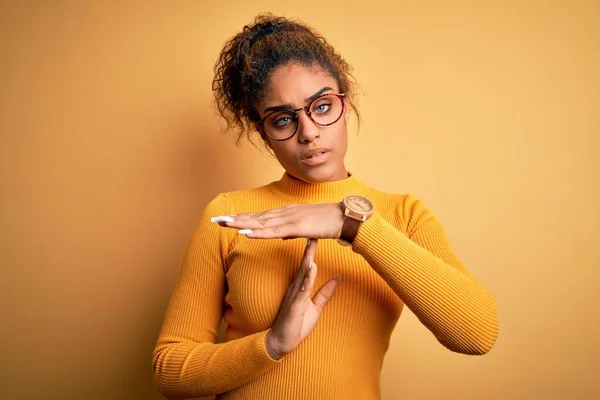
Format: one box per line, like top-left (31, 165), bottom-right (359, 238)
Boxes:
top-left (152, 14), bottom-right (499, 400)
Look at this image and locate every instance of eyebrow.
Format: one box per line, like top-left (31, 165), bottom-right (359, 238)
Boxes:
top-left (263, 86), bottom-right (334, 114)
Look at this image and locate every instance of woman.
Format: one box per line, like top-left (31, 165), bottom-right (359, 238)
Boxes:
top-left (152, 14), bottom-right (499, 400)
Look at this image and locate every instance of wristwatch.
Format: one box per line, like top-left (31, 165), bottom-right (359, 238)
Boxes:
top-left (337, 195), bottom-right (375, 246)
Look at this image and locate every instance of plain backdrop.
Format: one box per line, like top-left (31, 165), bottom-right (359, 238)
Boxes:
top-left (1, 1), bottom-right (599, 399)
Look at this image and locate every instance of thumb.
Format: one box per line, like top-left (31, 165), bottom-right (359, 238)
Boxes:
top-left (312, 274), bottom-right (341, 311)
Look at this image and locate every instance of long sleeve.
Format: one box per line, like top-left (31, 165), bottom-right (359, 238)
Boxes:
top-left (352, 194), bottom-right (499, 355)
top-left (152, 194), bottom-right (280, 399)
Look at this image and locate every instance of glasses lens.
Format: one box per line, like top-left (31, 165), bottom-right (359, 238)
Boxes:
top-left (309, 94), bottom-right (344, 125)
top-left (264, 111), bottom-right (297, 140)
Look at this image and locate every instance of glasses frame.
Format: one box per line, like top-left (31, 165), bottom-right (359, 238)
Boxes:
top-left (257, 93), bottom-right (347, 142)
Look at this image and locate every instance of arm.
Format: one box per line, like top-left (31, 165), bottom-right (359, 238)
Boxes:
top-left (352, 194), bottom-right (499, 355)
top-left (152, 194), bottom-right (280, 398)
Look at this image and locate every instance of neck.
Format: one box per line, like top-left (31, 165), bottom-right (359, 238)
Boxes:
top-left (269, 170), bottom-right (368, 203)
top-left (285, 169), bottom-right (350, 183)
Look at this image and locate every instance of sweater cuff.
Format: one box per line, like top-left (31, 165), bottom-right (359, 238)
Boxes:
top-left (182, 329), bottom-right (282, 393)
top-left (233, 329), bottom-right (283, 366)
top-left (259, 329), bottom-right (284, 363)
top-left (352, 212), bottom-right (401, 253)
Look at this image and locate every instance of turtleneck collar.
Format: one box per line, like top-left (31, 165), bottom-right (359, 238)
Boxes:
top-left (268, 170), bottom-right (369, 203)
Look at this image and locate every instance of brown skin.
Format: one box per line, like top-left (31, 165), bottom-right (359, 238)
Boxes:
top-left (213, 63), bottom-right (352, 359)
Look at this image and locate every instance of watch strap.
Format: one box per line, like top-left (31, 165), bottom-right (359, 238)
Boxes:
top-left (340, 216), bottom-right (362, 244)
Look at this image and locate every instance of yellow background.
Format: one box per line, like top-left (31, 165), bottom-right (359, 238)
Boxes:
top-left (1, 1), bottom-right (599, 399)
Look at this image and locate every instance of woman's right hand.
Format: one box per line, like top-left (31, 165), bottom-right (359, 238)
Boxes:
top-left (264, 238), bottom-right (341, 360)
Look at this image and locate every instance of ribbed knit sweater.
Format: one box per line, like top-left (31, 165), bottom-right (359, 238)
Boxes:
top-left (152, 172), bottom-right (499, 399)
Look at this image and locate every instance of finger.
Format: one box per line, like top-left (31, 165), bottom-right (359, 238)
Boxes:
top-left (229, 208), bottom-right (297, 229)
top-left (285, 255), bottom-right (308, 303)
top-left (225, 215), bottom-right (289, 230)
top-left (210, 216), bottom-right (236, 223)
top-left (303, 238), bottom-right (318, 266)
top-left (296, 260), bottom-right (317, 302)
top-left (234, 206), bottom-right (289, 221)
top-left (237, 223), bottom-right (298, 239)
top-left (288, 239), bottom-right (318, 298)
top-left (312, 275), bottom-right (341, 311)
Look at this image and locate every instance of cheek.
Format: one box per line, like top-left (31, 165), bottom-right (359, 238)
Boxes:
top-left (270, 142), bottom-right (297, 164)
top-left (333, 123), bottom-right (348, 146)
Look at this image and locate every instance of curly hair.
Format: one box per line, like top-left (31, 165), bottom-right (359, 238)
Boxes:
top-left (212, 13), bottom-right (360, 146)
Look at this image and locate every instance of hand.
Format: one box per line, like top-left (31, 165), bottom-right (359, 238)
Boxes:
top-left (211, 203), bottom-right (344, 240)
top-left (264, 239), bottom-right (341, 360)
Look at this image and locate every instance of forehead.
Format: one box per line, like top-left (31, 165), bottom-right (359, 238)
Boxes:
top-left (260, 63), bottom-right (339, 108)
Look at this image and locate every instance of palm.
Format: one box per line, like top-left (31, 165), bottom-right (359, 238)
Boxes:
top-left (277, 297), bottom-right (324, 350)
top-left (298, 300), bottom-right (324, 340)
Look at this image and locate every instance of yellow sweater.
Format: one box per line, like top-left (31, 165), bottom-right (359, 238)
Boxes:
top-left (152, 172), bottom-right (498, 399)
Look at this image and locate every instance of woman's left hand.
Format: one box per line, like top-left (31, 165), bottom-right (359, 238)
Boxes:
top-left (211, 203), bottom-right (344, 240)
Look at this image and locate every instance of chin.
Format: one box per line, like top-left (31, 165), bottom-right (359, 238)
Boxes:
top-left (294, 163), bottom-right (342, 183)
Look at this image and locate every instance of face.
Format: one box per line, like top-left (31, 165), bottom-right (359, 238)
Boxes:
top-left (256, 63), bottom-right (349, 183)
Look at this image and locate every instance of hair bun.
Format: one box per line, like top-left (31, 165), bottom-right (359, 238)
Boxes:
top-left (249, 22), bottom-right (279, 47)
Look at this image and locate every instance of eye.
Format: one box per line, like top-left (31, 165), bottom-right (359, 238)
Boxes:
top-left (266, 111), bottom-right (295, 129)
top-left (314, 103), bottom-right (332, 114)
top-left (275, 116), bottom-right (293, 127)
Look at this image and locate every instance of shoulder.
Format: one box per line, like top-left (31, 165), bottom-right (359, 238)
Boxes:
top-left (193, 184), bottom-right (276, 253)
top-left (202, 182), bottom-right (280, 215)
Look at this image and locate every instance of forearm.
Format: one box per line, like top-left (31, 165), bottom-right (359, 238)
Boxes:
top-left (352, 213), bottom-right (499, 355)
top-left (152, 329), bottom-right (280, 398)
top-left (152, 192), bottom-right (282, 397)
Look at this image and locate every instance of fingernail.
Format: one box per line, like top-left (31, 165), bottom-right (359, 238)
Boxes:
top-left (334, 274), bottom-right (341, 281)
top-left (301, 284), bottom-right (305, 291)
top-left (238, 229), bottom-right (253, 235)
top-left (307, 238), bottom-right (311, 246)
top-left (211, 216), bottom-right (235, 223)
top-left (309, 260), bottom-right (314, 269)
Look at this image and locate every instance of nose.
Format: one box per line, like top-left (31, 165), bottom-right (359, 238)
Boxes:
top-left (296, 111), bottom-right (320, 143)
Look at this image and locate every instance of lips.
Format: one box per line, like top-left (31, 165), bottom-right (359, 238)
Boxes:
top-left (301, 147), bottom-right (331, 161)
top-left (305, 151), bottom-right (326, 159)
top-left (300, 148), bottom-right (331, 166)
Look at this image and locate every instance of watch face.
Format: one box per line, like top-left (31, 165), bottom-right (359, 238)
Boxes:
top-left (346, 195), bottom-right (374, 213)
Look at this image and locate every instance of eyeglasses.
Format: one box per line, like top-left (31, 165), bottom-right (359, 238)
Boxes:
top-left (257, 93), bottom-right (346, 141)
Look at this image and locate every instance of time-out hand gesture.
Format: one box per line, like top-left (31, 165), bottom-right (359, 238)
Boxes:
top-left (264, 238), bottom-right (341, 360)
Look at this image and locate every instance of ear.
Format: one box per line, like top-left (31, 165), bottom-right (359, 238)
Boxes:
top-left (344, 106), bottom-right (350, 122)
